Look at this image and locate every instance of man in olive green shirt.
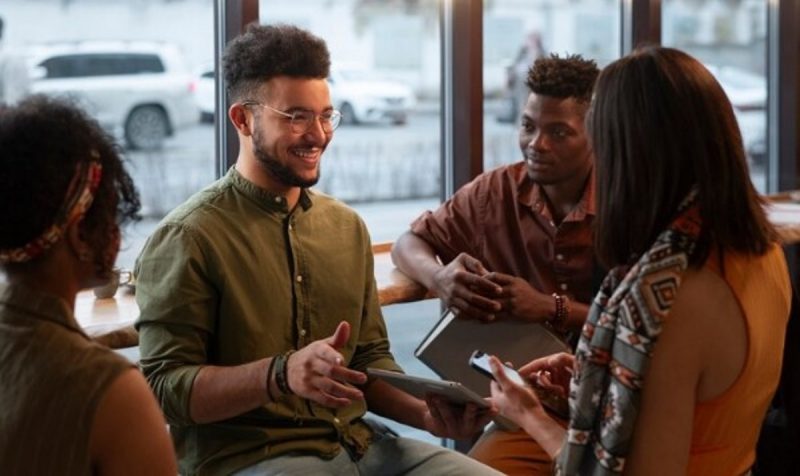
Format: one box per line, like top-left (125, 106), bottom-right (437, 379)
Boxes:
top-left (135, 24), bottom-right (500, 476)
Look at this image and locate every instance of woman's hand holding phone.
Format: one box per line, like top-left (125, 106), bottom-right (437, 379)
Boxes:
top-left (469, 350), bottom-right (526, 386)
top-left (519, 352), bottom-right (575, 401)
top-left (470, 350), bottom-right (571, 419)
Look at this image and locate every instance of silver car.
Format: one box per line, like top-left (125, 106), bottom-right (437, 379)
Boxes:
top-left (25, 40), bottom-right (198, 150)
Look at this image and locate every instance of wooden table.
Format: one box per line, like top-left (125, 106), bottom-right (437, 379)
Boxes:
top-left (75, 287), bottom-right (140, 348)
top-left (372, 241), bottom-right (432, 305)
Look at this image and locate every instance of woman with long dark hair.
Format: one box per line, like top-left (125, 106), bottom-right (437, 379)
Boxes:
top-left (488, 46), bottom-right (791, 475)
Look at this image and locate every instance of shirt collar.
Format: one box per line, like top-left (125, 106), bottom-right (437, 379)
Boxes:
top-left (517, 166), bottom-right (595, 223)
top-left (0, 281), bottom-right (86, 337)
top-left (227, 167), bottom-right (314, 213)
top-left (571, 167), bottom-right (596, 221)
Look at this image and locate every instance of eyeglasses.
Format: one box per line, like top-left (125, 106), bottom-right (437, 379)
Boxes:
top-left (242, 101), bottom-right (342, 134)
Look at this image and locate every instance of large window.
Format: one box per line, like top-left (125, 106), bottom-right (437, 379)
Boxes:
top-left (662, 0), bottom-right (768, 192)
top-left (257, 0), bottom-right (441, 242)
top-left (0, 0), bottom-right (215, 269)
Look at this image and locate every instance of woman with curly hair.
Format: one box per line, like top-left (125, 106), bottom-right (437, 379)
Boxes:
top-left (0, 96), bottom-right (176, 474)
top-left (488, 46), bottom-right (791, 475)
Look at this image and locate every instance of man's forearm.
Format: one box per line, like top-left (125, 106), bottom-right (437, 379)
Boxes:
top-left (189, 358), bottom-right (271, 424)
top-left (565, 300), bottom-right (590, 332)
top-left (391, 231), bottom-right (443, 291)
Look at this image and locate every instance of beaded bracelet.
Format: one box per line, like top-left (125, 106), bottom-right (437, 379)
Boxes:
top-left (550, 293), bottom-right (570, 330)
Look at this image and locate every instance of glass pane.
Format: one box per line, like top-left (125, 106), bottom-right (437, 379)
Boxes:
top-left (260, 0), bottom-right (441, 242)
top-left (0, 0), bottom-right (216, 269)
top-left (662, 0), bottom-right (768, 193)
top-left (484, 0), bottom-right (621, 170)
top-left (259, 0), bottom-right (442, 443)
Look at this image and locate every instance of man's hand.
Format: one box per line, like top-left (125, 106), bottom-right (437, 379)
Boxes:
top-left (286, 321), bottom-right (367, 408)
top-left (432, 253), bottom-right (502, 321)
top-left (485, 272), bottom-right (554, 322)
top-left (422, 395), bottom-right (496, 439)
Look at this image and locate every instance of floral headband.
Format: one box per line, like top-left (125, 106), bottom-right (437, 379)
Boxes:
top-left (0, 152), bottom-right (103, 264)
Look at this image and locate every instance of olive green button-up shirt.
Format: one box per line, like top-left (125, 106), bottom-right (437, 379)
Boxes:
top-left (135, 168), bottom-right (401, 476)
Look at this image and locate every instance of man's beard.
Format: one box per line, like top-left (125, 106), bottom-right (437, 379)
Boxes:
top-left (252, 129), bottom-right (320, 188)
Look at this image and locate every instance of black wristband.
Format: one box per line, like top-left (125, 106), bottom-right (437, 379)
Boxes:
top-left (275, 350), bottom-right (295, 396)
top-left (265, 356), bottom-right (278, 402)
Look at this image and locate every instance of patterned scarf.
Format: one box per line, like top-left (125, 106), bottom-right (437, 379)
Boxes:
top-left (556, 190), bottom-right (702, 475)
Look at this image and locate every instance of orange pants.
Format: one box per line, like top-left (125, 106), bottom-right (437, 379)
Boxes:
top-left (469, 418), bottom-right (568, 475)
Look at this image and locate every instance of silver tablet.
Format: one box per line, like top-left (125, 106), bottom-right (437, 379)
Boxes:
top-left (367, 368), bottom-right (489, 408)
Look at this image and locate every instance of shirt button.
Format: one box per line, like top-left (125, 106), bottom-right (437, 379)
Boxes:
top-left (288, 223), bottom-right (293, 231)
top-left (299, 329), bottom-right (307, 337)
top-left (560, 283), bottom-right (568, 291)
top-left (333, 417), bottom-right (341, 424)
top-left (556, 253), bottom-right (564, 261)
top-left (296, 275), bottom-right (303, 283)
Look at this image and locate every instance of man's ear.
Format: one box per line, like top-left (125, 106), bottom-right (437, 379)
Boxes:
top-left (65, 220), bottom-right (92, 263)
top-left (229, 103), bottom-right (252, 136)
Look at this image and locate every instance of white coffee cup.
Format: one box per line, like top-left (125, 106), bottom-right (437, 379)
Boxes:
top-left (93, 268), bottom-right (132, 299)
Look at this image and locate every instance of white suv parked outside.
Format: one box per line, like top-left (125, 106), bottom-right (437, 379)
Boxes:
top-left (328, 66), bottom-right (415, 126)
top-left (25, 40), bottom-right (198, 150)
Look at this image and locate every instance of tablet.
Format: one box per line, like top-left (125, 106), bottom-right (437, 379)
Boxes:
top-left (367, 368), bottom-right (489, 408)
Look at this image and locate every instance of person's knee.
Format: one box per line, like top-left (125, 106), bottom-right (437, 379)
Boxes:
top-left (470, 427), bottom-right (554, 475)
top-left (368, 436), bottom-right (502, 475)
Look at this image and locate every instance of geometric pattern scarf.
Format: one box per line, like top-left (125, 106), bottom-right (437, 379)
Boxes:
top-left (556, 189), bottom-right (702, 475)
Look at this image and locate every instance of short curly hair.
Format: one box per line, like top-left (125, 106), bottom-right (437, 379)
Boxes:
top-left (223, 23), bottom-right (331, 102)
top-left (526, 53), bottom-right (599, 104)
top-left (0, 95), bottom-right (140, 271)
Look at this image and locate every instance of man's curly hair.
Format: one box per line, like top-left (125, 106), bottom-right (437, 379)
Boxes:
top-left (0, 95), bottom-right (140, 271)
top-left (526, 53), bottom-right (599, 103)
top-left (223, 23), bottom-right (331, 102)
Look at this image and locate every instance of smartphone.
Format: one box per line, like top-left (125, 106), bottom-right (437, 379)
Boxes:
top-left (470, 350), bottom-right (571, 419)
top-left (469, 350), bottom-right (526, 386)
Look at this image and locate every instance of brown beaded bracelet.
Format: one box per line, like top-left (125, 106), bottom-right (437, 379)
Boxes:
top-left (550, 293), bottom-right (569, 330)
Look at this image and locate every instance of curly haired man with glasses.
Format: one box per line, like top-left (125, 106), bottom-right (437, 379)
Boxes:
top-left (134, 23), bottom-right (502, 476)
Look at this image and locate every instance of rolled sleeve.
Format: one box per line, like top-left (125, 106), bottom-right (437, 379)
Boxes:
top-left (137, 323), bottom-right (205, 425)
top-left (349, 231), bottom-right (403, 375)
top-left (349, 279), bottom-right (402, 374)
top-left (409, 179), bottom-right (486, 264)
top-left (134, 223), bottom-right (218, 425)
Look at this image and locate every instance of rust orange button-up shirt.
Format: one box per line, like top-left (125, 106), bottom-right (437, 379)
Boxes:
top-left (410, 161), bottom-right (595, 307)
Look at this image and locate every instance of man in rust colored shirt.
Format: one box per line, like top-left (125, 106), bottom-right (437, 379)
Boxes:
top-left (391, 54), bottom-right (599, 475)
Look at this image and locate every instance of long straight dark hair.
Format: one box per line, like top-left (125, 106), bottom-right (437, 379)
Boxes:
top-left (590, 46), bottom-right (775, 269)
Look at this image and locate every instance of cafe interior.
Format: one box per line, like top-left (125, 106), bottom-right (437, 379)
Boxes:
top-left (1, 0), bottom-right (800, 473)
